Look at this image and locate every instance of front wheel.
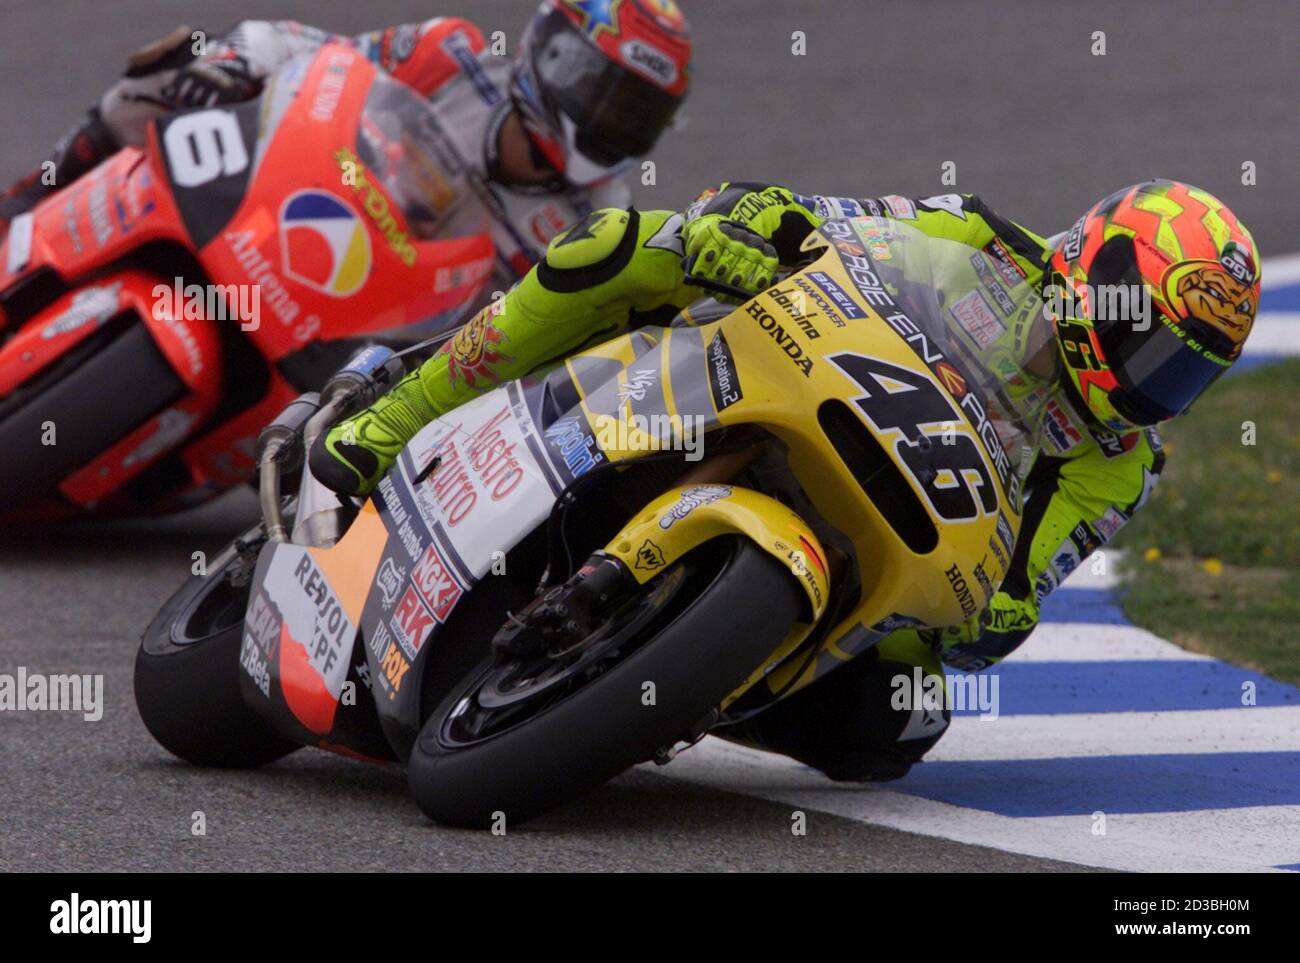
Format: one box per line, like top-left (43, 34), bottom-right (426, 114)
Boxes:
top-left (407, 539), bottom-right (804, 828)
top-left (134, 530), bottom-right (300, 768)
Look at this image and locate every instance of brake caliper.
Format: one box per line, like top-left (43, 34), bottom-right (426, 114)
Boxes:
top-left (491, 555), bottom-right (637, 663)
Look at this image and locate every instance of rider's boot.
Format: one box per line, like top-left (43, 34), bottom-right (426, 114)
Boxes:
top-left (307, 290), bottom-right (537, 497)
top-left (308, 368), bottom-right (440, 496)
top-left (713, 634), bottom-right (951, 782)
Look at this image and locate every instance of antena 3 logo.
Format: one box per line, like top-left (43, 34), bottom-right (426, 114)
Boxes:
top-left (50, 893), bottom-right (151, 943)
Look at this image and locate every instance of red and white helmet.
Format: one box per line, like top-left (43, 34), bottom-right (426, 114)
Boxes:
top-left (511, 0), bottom-right (692, 187)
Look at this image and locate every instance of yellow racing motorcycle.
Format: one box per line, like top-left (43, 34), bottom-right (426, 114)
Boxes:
top-left (135, 217), bottom-right (1053, 827)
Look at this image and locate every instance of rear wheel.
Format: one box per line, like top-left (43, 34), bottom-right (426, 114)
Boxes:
top-left (134, 528), bottom-right (299, 767)
top-left (407, 538), bottom-right (804, 828)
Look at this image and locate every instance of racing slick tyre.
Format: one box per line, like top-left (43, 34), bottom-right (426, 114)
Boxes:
top-left (408, 538), bottom-right (804, 828)
top-left (134, 533), bottom-right (300, 768)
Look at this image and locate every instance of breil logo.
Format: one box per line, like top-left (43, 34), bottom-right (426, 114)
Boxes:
top-left (50, 893), bottom-right (151, 943)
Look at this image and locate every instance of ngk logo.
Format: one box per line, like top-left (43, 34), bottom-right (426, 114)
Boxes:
top-left (412, 544), bottom-right (462, 621)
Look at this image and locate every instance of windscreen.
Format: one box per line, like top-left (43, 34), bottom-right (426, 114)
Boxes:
top-left (353, 69), bottom-right (471, 240)
top-left (816, 217), bottom-right (1057, 508)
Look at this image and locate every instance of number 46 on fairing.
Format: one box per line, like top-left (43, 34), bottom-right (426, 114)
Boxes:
top-left (828, 352), bottom-right (998, 523)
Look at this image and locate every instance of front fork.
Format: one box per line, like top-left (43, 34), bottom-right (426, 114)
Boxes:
top-left (495, 450), bottom-right (833, 709)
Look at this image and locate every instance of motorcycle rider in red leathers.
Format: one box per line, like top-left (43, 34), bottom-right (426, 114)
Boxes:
top-left (0, 2), bottom-right (693, 326)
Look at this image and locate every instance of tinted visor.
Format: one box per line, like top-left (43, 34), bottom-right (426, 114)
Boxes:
top-left (529, 15), bottom-right (682, 162)
top-left (1099, 312), bottom-right (1229, 425)
top-left (1085, 234), bottom-right (1231, 426)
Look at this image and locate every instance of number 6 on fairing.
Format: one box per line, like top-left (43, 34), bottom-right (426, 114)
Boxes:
top-left (162, 109), bottom-right (248, 187)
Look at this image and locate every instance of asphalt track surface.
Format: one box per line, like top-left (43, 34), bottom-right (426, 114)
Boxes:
top-left (1, 0), bottom-right (1296, 872)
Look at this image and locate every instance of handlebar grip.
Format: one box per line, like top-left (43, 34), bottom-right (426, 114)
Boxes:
top-left (321, 343), bottom-right (404, 407)
top-left (256, 391), bottom-right (322, 470)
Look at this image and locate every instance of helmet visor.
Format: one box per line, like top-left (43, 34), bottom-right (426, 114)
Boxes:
top-left (1100, 312), bottom-right (1230, 424)
top-left (529, 17), bottom-right (682, 162)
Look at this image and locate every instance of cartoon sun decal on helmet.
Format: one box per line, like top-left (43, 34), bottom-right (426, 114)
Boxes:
top-left (1161, 246), bottom-right (1258, 360)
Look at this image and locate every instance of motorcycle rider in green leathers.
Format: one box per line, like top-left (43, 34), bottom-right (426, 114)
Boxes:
top-left (310, 179), bottom-right (1260, 780)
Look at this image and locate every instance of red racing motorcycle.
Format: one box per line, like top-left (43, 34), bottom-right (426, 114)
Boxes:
top-left (0, 43), bottom-right (494, 521)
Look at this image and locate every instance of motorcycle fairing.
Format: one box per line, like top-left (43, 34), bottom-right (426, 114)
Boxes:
top-left (356, 380), bottom-right (569, 755)
top-left (152, 103), bottom-right (262, 250)
top-left (190, 47), bottom-right (496, 360)
top-left (0, 149), bottom-right (179, 298)
top-left (238, 374), bottom-right (595, 762)
top-left (509, 224), bottom-right (1042, 703)
top-left (238, 501), bottom-right (395, 758)
top-left (239, 218), bottom-right (1049, 756)
top-left (285, 348), bottom-right (702, 759)
top-left (0, 268), bottom-right (227, 515)
top-left (0, 44), bottom-right (503, 520)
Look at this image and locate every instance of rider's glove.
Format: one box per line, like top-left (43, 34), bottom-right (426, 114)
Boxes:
top-left (717, 185), bottom-right (819, 244)
top-left (920, 590), bottom-right (1039, 672)
top-left (682, 182), bottom-right (823, 278)
top-left (682, 181), bottom-right (830, 302)
top-left (160, 55), bottom-right (259, 108)
top-left (682, 213), bottom-right (778, 302)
